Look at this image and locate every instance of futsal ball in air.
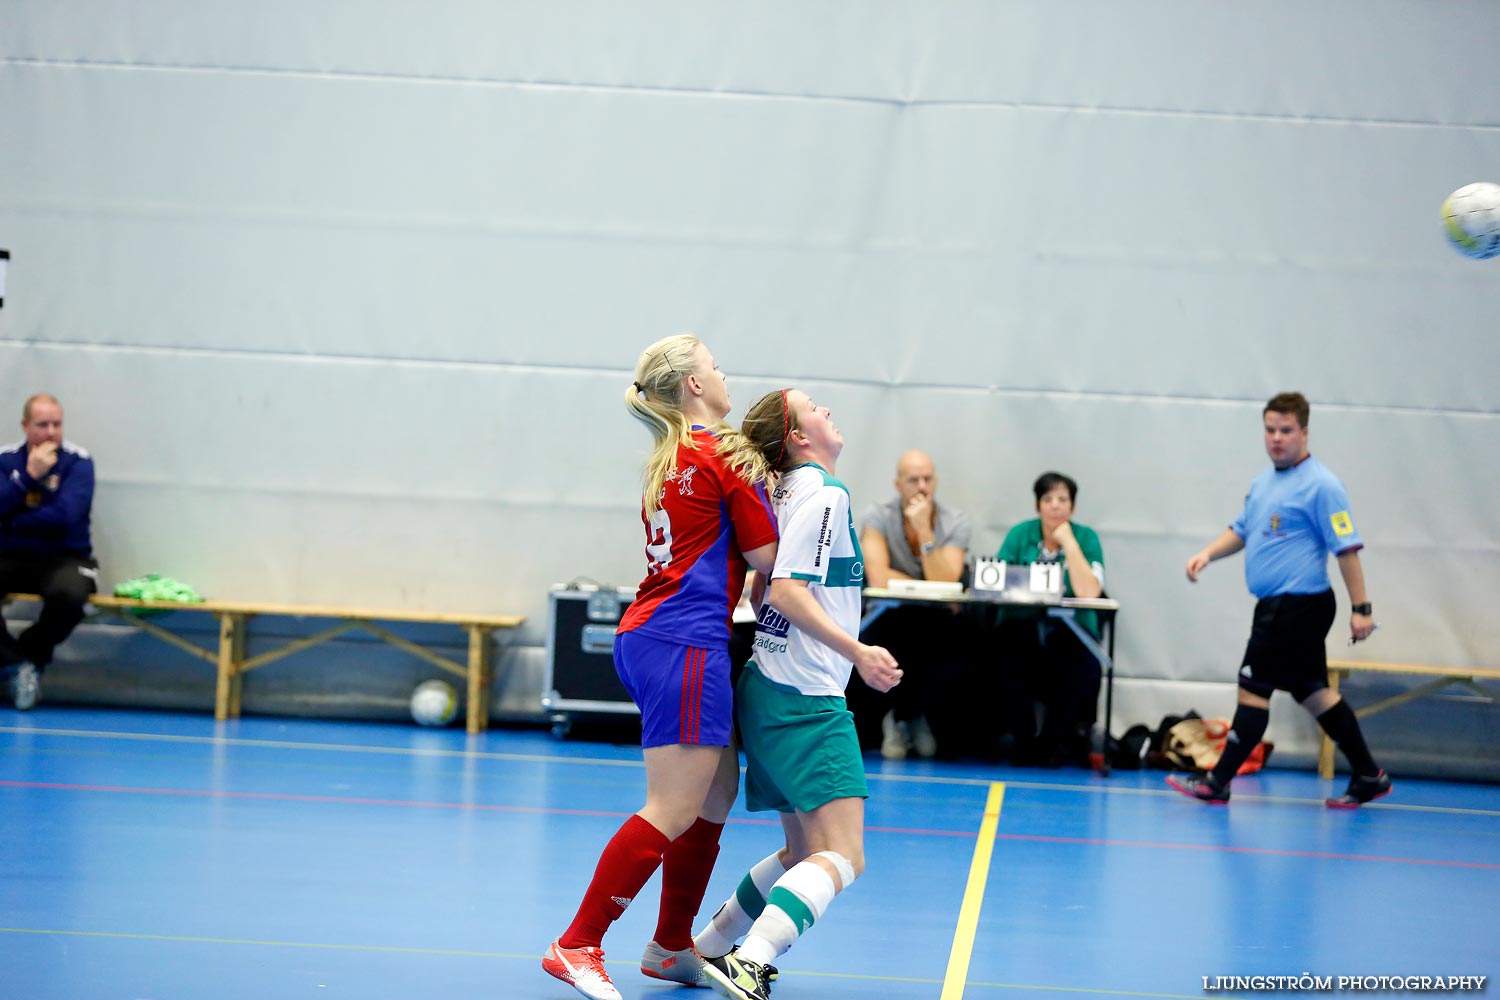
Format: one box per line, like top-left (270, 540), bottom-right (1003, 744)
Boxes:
top-left (1441, 182), bottom-right (1500, 260)
top-left (410, 679), bottom-right (458, 727)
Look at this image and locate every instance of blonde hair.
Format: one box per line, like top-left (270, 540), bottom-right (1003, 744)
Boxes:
top-left (627, 335), bottom-right (770, 514)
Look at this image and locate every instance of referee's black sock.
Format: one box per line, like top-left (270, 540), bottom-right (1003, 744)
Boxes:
top-left (1315, 699), bottom-right (1379, 777)
top-left (1209, 704), bottom-right (1270, 788)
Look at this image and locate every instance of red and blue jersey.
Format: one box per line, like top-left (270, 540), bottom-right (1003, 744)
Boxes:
top-left (619, 428), bottom-right (778, 649)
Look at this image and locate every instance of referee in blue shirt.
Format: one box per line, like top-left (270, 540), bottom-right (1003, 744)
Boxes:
top-left (1169, 392), bottom-right (1390, 808)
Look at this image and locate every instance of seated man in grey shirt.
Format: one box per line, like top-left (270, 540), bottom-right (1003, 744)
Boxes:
top-left (854, 450), bottom-right (973, 759)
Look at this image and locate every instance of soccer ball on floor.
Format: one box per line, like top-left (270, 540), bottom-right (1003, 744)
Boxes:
top-left (409, 679), bottom-right (458, 727)
top-left (1441, 182), bottom-right (1500, 260)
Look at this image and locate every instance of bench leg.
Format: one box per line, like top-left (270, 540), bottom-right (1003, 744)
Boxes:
top-left (228, 614), bottom-right (247, 717)
top-left (215, 613), bottom-right (237, 721)
top-left (467, 625), bottom-right (492, 734)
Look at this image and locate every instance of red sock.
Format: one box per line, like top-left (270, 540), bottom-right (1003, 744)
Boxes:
top-left (652, 817), bottom-right (725, 951)
top-left (560, 814), bottom-right (671, 949)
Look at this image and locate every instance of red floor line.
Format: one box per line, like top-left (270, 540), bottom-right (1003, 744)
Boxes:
top-left (4, 780), bottom-right (1494, 869)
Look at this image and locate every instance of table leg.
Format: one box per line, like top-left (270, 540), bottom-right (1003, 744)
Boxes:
top-left (1101, 616), bottom-right (1116, 777)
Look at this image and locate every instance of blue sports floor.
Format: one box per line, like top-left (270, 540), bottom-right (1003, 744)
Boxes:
top-left (2, 707), bottom-right (1496, 1000)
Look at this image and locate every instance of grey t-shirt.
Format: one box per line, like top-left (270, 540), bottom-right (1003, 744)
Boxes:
top-left (859, 495), bottom-right (972, 580)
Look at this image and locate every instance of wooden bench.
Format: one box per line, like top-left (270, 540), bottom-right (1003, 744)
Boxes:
top-left (1319, 658), bottom-right (1500, 779)
top-left (3, 593), bottom-right (525, 734)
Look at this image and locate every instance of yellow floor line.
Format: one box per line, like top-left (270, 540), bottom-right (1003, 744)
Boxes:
top-left (941, 780), bottom-right (1005, 1000)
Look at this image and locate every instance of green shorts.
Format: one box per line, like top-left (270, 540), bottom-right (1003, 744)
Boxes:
top-left (735, 662), bottom-right (869, 814)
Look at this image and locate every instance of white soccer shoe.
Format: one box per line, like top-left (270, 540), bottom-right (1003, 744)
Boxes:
top-left (8, 663), bottom-right (40, 712)
top-left (543, 940), bottom-right (623, 1000)
top-left (641, 939), bottom-right (709, 986)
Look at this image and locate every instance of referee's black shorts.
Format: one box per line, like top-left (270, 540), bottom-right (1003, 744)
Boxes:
top-left (1237, 589), bottom-right (1336, 701)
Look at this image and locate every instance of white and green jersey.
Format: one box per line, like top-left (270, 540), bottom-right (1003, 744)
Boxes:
top-left (749, 463), bottom-right (865, 696)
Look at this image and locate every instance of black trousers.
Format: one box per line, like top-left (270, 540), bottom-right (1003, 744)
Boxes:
top-left (993, 615), bottom-right (1102, 763)
top-left (845, 604), bottom-right (986, 756)
top-left (0, 552), bottom-right (99, 670)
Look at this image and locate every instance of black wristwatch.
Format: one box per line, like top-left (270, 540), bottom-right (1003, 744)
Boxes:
top-left (1351, 602), bottom-right (1372, 616)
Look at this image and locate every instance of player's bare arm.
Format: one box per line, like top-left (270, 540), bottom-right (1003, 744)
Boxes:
top-left (768, 577), bottom-right (901, 691)
top-left (744, 541), bottom-right (777, 577)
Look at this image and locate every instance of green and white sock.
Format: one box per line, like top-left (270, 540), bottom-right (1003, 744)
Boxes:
top-left (693, 851), bottom-right (786, 958)
top-left (736, 860), bottom-right (837, 967)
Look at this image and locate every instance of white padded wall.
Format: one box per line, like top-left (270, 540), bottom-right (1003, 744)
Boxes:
top-left (3, 3), bottom-right (1498, 758)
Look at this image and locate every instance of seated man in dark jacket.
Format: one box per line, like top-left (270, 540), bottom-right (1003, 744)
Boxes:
top-left (1, 394), bottom-right (98, 710)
